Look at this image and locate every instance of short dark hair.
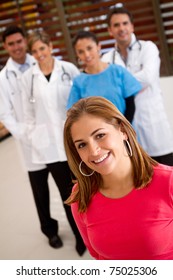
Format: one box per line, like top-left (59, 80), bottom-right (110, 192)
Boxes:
top-left (2, 25), bottom-right (25, 42)
top-left (72, 30), bottom-right (99, 48)
top-left (107, 7), bottom-right (134, 26)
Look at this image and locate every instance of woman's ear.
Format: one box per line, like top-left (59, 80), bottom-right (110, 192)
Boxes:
top-left (119, 123), bottom-right (128, 140)
top-left (98, 43), bottom-right (101, 52)
top-left (49, 42), bottom-right (53, 51)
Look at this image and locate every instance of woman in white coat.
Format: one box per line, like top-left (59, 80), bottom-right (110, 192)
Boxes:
top-left (21, 30), bottom-right (86, 256)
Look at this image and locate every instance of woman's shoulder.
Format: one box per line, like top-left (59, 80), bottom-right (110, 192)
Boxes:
top-left (58, 59), bottom-right (75, 68)
top-left (22, 64), bottom-right (35, 79)
top-left (154, 163), bottom-right (173, 173)
top-left (108, 63), bottom-right (125, 74)
top-left (152, 164), bottom-right (173, 182)
top-left (55, 59), bottom-right (79, 73)
top-left (72, 71), bottom-right (88, 84)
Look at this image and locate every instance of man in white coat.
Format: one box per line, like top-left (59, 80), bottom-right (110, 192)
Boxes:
top-left (102, 5), bottom-right (173, 165)
top-left (0, 25), bottom-right (62, 248)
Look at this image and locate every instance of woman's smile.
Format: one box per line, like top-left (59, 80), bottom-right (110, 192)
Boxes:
top-left (92, 152), bottom-right (110, 164)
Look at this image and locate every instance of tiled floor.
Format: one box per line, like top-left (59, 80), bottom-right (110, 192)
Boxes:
top-left (0, 136), bottom-right (92, 260)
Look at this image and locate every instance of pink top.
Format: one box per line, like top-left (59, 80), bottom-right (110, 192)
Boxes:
top-left (71, 164), bottom-right (173, 259)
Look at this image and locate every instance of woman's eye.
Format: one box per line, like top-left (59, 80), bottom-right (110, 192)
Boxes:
top-left (77, 50), bottom-right (83, 55)
top-left (96, 133), bottom-right (105, 139)
top-left (87, 46), bottom-right (92, 51)
top-left (77, 142), bottom-right (85, 149)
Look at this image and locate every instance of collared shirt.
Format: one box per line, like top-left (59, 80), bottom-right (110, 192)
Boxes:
top-left (12, 57), bottom-right (31, 73)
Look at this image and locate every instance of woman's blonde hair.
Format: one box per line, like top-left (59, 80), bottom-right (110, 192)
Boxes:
top-left (64, 96), bottom-right (157, 212)
top-left (27, 29), bottom-right (51, 53)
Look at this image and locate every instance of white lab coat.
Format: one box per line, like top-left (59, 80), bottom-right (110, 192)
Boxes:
top-left (102, 34), bottom-right (173, 156)
top-left (0, 54), bottom-right (46, 171)
top-left (21, 58), bottom-right (80, 164)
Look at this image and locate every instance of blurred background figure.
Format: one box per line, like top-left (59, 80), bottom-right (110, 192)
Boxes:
top-left (21, 30), bottom-right (86, 256)
top-left (102, 5), bottom-right (173, 165)
top-left (0, 25), bottom-right (36, 149)
top-left (67, 30), bottom-right (142, 124)
top-left (0, 25), bottom-right (51, 245)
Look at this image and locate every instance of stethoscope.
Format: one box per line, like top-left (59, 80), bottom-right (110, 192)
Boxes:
top-left (29, 65), bottom-right (72, 103)
top-left (5, 62), bottom-right (34, 96)
top-left (5, 69), bottom-right (17, 95)
top-left (112, 39), bottom-right (142, 64)
top-left (6, 65), bottom-right (72, 103)
top-left (61, 65), bottom-right (73, 85)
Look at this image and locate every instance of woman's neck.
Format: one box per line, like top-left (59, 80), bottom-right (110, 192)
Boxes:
top-left (100, 160), bottom-right (134, 199)
top-left (85, 61), bottom-right (108, 74)
top-left (39, 57), bottom-right (54, 75)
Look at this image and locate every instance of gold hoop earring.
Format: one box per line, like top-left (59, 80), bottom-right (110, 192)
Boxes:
top-left (79, 161), bottom-right (95, 177)
top-left (123, 140), bottom-right (133, 157)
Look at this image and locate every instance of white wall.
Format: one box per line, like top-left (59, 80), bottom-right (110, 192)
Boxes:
top-left (160, 76), bottom-right (173, 132)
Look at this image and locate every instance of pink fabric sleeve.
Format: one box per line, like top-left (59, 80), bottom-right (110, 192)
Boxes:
top-left (169, 169), bottom-right (173, 208)
top-left (71, 202), bottom-right (99, 259)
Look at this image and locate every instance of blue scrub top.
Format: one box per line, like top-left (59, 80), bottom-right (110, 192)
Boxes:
top-left (67, 64), bottom-right (142, 114)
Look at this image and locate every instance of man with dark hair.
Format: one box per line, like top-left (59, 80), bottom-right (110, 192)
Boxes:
top-left (102, 6), bottom-right (173, 165)
top-left (0, 25), bottom-right (62, 249)
top-left (2, 25), bottom-right (25, 42)
top-left (2, 25), bottom-right (30, 68)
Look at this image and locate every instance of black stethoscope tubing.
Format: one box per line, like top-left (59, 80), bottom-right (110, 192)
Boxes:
top-left (5, 69), bottom-right (17, 95)
top-left (61, 65), bottom-right (72, 85)
top-left (6, 66), bottom-right (72, 103)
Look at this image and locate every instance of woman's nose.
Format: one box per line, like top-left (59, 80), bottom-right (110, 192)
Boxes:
top-left (84, 50), bottom-right (90, 57)
top-left (89, 143), bottom-right (101, 155)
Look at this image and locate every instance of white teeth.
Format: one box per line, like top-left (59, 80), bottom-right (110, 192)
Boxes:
top-left (94, 154), bottom-right (108, 163)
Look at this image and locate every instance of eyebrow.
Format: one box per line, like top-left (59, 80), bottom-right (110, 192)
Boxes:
top-left (113, 20), bottom-right (129, 25)
top-left (73, 128), bottom-right (104, 143)
top-left (8, 39), bottom-right (22, 45)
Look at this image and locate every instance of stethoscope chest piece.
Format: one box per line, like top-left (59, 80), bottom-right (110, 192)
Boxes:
top-left (29, 97), bottom-right (36, 103)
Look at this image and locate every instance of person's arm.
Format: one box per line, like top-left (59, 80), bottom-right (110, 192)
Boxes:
top-left (66, 77), bottom-right (82, 110)
top-left (0, 76), bottom-right (26, 139)
top-left (120, 65), bottom-right (141, 121)
top-left (71, 202), bottom-right (99, 259)
top-left (124, 95), bottom-right (135, 123)
top-left (131, 41), bottom-right (160, 88)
